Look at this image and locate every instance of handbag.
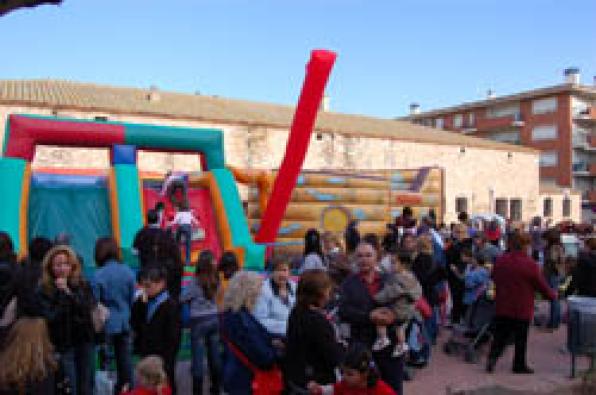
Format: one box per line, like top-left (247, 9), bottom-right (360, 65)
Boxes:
top-left (92, 302), bottom-right (110, 333)
top-left (223, 337), bottom-right (283, 395)
top-left (415, 297), bottom-right (433, 320)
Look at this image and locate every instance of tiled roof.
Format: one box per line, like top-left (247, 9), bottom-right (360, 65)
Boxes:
top-left (401, 83), bottom-right (596, 120)
top-left (0, 79), bottom-right (535, 153)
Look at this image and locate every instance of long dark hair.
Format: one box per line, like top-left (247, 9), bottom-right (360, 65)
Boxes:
top-left (345, 221), bottom-right (361, 254)
top-left (303, 228), bottom-right (323, 259)
top-left (196, 250), bottom-right (219, 300)
top-left (218, 251), bottom-right (239, 280)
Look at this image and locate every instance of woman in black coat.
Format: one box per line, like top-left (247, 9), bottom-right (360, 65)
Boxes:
top-left (285, 270), bottom-right (344, 391)
top-left (36, 245), bottom-right (96, 395)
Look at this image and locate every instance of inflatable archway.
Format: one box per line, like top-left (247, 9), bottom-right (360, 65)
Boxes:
top-left (0, 114), bottom-right (265, 269)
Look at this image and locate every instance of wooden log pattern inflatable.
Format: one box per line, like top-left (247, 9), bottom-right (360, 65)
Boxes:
top-left (240, 168), bottom-right (444, 255)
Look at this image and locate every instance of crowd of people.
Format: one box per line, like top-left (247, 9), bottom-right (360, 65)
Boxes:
top-left (0, 205), bottom-right (595, 395)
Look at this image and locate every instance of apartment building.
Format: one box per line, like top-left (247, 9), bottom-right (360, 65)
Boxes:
top-left (402, 68), bottom-right (595, 223)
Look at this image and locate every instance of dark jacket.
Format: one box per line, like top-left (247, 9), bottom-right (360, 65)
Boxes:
top-left (492, 251), bottom-right (556, 321)
top-left (133, 226), bottom-right (168, 265)
top-left (339, 274), bottom-right (384, 346)
top-left (412, 252), bottom-right (446, 306)
top-left (285, 306), bottom-right (344, 388)
top-left (566, 251), bottom-right (596, 297)
top-left (220, 309), bottom-right (277, 395)
top-left (36, 281), bottom-right (96, 351)
top-left (0, 261), bottom-right (20, 344)
top-left (446, 240), bottom-right (471, 293)
top-left (130, 292), bottom-right (181, 365)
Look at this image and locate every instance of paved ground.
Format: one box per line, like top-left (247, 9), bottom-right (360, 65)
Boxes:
top-left (174, 303), bottom-right (593, 394)
top-left (405, 306), bottom-right (592, 394)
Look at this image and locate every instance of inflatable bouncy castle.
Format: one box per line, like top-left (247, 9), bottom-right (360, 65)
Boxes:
top-left (242, 168), bottom-right (444, 255)
top-left (0, 114), bottom-right (265, 271)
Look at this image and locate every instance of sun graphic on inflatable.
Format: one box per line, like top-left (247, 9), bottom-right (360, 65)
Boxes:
top-left (321, 205), bottom-right (351, 233)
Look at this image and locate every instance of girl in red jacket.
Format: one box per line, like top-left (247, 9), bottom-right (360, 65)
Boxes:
top-left (307, 344), bottom-right (396, 395)
top-left (120, 355), bottom-right (172, 395)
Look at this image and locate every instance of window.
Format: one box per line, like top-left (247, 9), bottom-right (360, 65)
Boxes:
top-left (532, 125), bottom-right (558, 140)
top-left (435, 118), bottom-right (444, 129)
top-left (510, 199), bottom-right (522, 221)
top-left (495, 198), bottom-right (508, 218)
top-left (466, 112), bottom-right (475, 127)
top-left (563, 197), bottom-right (571, 217)
top-left (532, 97), bottom-right (558, 114)
top-left (487, 103), bottom-right (520, 119)
top-left (543, 198), bottom-right (553, 217)
top-left (539, 151), bottom-right (558, 167)
top-left (540, 177), bottom-right (557, 186)
top-left (488, 131), bottom-right (520, 144)
top-left (453, 114), bottom-right (463, 128)
top-left (455, 197), bottom-right (468, 214)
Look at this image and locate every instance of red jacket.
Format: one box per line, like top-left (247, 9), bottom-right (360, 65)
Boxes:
top-left (332, 380), bottom-right (396, 395)
top-left (120, 386), bottom-right (172, 395)
top-left (492, 251), bottom-right (556, 321)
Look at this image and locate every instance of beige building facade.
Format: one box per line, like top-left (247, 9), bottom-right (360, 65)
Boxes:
top-left (0, 80), bottom-right (581, 225)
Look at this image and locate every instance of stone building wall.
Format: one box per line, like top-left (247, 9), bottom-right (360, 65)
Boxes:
top-left (0, 105), bottom-right (572, 224)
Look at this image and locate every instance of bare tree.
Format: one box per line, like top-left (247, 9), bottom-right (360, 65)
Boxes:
top-left (0, 0), bottom-right (62, 16)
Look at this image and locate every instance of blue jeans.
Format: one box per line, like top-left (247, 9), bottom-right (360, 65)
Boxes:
top-left (60, 343), bottom-right (94, 395)
top-left (424, 306), bottom-right (439, 345)
top-left (105, 332), bottom-right (133, 394)
top-left (190, 316), bottom-right (222, 394)
top-left (547, 275), bottom-right (561, 328)
top-left (176, 224), bottom-right (192, 263)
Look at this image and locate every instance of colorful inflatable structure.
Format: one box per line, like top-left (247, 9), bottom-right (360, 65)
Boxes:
top-left (0, 114), bottom-right (264, 270)
top-left (243, 168), bottom-right (444, 255)
top-left (0, 49), bottom-right (337, 271)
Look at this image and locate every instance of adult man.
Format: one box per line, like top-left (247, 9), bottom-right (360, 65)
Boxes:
top-left (133, 209), bottom-right (167, 265)
top-left (339, 239), bottom-right (404, 394)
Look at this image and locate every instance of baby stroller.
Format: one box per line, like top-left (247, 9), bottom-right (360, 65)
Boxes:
top-left (443, 294), bottom-right (495, 363)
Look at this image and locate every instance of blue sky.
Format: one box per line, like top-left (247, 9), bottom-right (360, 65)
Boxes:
top-left (1, 0), bottom-right (595, 118)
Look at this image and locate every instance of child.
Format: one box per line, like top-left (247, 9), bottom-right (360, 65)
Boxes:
top-left (131, 266), bottom-right (181, 394)
top-left (169, 203), bottom-right (201, 264)
top-left (462, 247), bottom-right (490, 309)
top-left (307, 344), bottom-right (395, 395)
top-left (179, 250), bottom-right (221, 395)
top-left (373, 250), bottom-right (422, 357)
top-left (120, 355), bottom-right (171, 395)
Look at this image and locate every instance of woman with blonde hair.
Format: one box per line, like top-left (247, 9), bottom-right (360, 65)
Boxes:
top-left (0, 317), bottom-right (57, 394)
top-left (37, 245), bottom-right (96, 395)
top-left (220, 272), bottom-right (280, 395)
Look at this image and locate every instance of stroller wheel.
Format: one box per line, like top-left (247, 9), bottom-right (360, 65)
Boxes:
top-left (464, 345), bottom-right (478, 364)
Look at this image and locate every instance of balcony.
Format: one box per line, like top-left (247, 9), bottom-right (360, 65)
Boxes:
top-left (574, 107), bottom-right (596, 124)
top-left (572, 162), bottom-right (596, 176)
top-left (572, 134), bottom-right (596, 151)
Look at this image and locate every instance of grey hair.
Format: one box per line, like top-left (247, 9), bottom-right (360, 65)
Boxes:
top-left (222, 271), bottom-right (263, 313)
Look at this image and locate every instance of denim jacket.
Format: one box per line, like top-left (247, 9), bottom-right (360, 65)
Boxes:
top-left (92, 260), bottom-right (136, 335)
